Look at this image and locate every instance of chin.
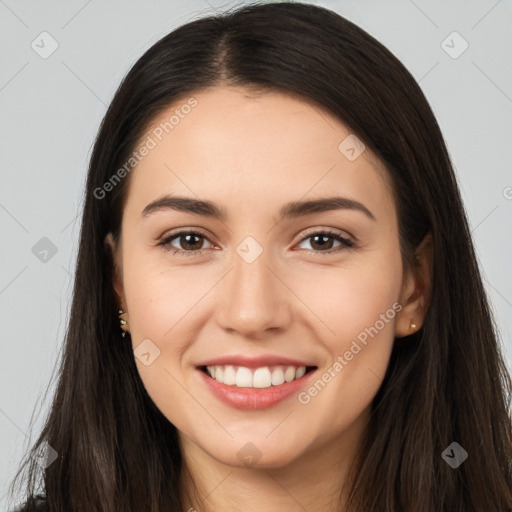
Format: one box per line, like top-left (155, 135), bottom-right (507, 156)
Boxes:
top-left (202, 436), bottom-right (306, 470)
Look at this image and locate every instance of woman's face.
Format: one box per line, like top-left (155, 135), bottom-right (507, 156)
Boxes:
top-left (108, 86), bottom-right (417, 469)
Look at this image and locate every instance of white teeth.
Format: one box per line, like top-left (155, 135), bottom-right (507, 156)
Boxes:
top-left (252, 367), bottom-right (272, 388)
top-left (204, 364), bottom-right (309, 388)
top-left (284, 366), bottom-right (296, 383)
top-left (271, 367), bottom-right (285, 386)
top-left (235, 367), bottom-right (253, 387)
top-left (223, 365), bottom-right (236, 385)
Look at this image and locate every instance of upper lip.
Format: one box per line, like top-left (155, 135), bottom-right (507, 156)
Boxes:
top-left (197, 354), bottom-right (316, 369)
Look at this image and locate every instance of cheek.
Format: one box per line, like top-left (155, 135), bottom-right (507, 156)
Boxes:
top-left (120, 251), bottom-right (208, 428)
top-left (292, 247), bottom-right (403, 343)
top-left (292, 264), bottom-right (402, 450)
top-left (120, 248), bottom-right (220, 400)
top-left (292, 247), bottom-right (402, 428)
top-left (122, 245), bottom-right (208, 336)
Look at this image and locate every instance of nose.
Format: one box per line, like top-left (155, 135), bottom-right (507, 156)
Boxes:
top-left (215, 246), bottom-right (293, 340)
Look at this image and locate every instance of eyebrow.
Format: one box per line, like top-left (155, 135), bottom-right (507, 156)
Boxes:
top-left (141, 195), bottom-right (376, 222)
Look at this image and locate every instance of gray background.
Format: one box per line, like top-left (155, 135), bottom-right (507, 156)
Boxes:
top-left (1, 0), bottom-right (511, 508)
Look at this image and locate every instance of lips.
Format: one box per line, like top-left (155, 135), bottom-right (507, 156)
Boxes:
top-left (197, 354), bottom-right (315, 368)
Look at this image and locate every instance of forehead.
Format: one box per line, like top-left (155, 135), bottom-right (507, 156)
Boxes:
top-left (125, 86), bottom-right (395, 222)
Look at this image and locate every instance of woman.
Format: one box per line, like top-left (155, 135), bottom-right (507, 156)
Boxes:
top-left (7, 1), bottom-right (512, 511)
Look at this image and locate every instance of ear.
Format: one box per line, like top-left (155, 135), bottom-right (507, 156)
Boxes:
top-left (104, 232), bottom-right (126, 310)
top-left (395, 232), bottom-right (433, 337)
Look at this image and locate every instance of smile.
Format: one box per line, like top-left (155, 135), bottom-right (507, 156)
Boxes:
top-left (196, 363), bottom-right (318, 410)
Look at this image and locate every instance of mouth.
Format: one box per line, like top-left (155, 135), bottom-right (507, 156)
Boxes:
top-left (196, 364), bottom-right (318, 410)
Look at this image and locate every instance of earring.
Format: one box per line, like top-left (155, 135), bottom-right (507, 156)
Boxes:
top-left (118, 309), bottom-right (129, 337)
top-left (409, 320), bottom-right (417, 332)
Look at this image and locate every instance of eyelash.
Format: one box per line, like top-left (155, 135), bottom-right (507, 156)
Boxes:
top-left (157, 228), bottom-right (355, 257)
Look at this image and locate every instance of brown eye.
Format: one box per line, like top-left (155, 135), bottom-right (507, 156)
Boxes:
top-left (159, 230), bottom-right (213, 256)
top-left (296, 229), bottom-right (354, 255)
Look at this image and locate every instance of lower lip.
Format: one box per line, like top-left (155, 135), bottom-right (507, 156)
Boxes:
top-left (196, 367), bottom-right (317, 410)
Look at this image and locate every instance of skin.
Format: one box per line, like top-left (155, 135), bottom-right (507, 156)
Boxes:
top-left (106, 86), bottom-right (432, 512)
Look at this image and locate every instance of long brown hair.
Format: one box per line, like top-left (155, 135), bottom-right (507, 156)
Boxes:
top-left (7, 2), bottom-right (512, 510)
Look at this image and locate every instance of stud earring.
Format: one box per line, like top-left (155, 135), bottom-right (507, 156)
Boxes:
top-left (409, 320), bottom-right (417, 332)
top-left (118, 309), bottom-right (129, 337)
